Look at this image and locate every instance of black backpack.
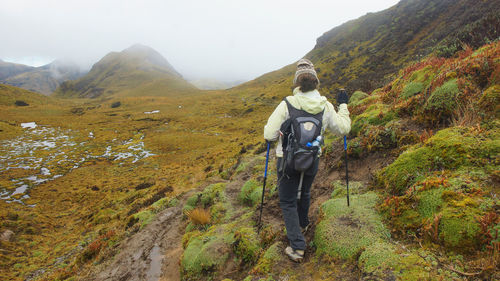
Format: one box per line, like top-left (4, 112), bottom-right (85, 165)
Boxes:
top-left (280, 98), bottom-right (324, 174)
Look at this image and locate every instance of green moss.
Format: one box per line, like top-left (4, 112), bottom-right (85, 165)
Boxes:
top-left (351, 103), bottom-right (396, 136)
top-left (409, 65), bottom-right (435, 85)
top-left (439, 207), bottom-right (481, 249)
top-left (252, 242), bottom-right (284, 274)
top-left (200, 183), bottom-right (226, 207)
top-left (417, 188), bottom-right (445, 218)
top-left (358, 241), bottom-right (399, 274)
top-left (233, 227), bottom-right (261, 263)
top-left (186, 192), bottom-right (200, 208)
top-left (349, 90), bottom-right (369, 107)
top-left (314, 192), bottom-right (390, 260)
top-left (330, 180), bottom-right (365, 199)
top-left (400, 82), bottom-right (424, 99)
top-left (181, 234), bottom-right (230, 279)
top-left (394, 252), bottom-right (432, 280)
top-left (168, 197), bottom-right (179, 207)
top-left (210, 201), bottom-right (227, 223)
top-left (425, 79), bottom-right (459, 113)
top-left (133, 209), bottom-right (154, 229)
top-left (183, 192), bottom-right (201, 213)
top-left (378, 126), bottom-right (500, 195)
top-left (151, 197), bottom-right (169, 212)
top-left (238, 180), bottom-right (262, 206)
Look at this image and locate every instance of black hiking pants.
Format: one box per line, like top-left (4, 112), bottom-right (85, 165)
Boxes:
top-left (277, 157), bottom-right (319, 251)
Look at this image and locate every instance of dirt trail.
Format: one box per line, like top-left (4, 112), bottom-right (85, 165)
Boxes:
top-left (82, 195), bottom-right (188, 281)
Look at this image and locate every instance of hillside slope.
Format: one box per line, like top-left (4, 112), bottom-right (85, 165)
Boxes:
top-left (231, 0), bottom-right (500, 100)
top-left (0, 60), bottom-right (34, 81)
top-left (2, 60), bottom-right (84, 95)
top-left (54, 44), bottom-right (198, 98)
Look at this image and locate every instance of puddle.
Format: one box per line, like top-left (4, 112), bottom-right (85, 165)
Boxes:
top-left (0, 124), bottom-right (155, 204)
top-left (146, 244), bottom-right (164, 281)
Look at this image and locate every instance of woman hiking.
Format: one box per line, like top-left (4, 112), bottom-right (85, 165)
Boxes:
top-left (263, 58), bottom-right (351, 262)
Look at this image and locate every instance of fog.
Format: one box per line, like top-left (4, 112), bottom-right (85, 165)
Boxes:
top-left (1, 0), bottom-right (399, 83)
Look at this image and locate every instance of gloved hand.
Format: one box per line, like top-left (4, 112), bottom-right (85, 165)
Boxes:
top-left (336, 89), bottom-right (349, 104)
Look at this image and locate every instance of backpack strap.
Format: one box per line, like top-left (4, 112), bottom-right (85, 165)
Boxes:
top-left (284, 97), bottom-right (325, 125)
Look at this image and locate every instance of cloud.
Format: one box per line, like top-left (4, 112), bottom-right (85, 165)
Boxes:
top-left (0, 0), bottom-right (399, 82)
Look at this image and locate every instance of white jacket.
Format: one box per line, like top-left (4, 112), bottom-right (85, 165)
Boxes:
top-left (264, 87), bottom-right (351, 157)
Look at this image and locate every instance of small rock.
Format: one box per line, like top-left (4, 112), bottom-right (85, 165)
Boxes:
top-left (0, 230), bottom-right (14, 241)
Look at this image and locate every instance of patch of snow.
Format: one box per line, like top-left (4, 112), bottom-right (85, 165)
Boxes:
top-left (11, 185), bottom-right (28, 196)
top-left (21, 122), bottom-right (37, 129)
top-left (144, 110), bottom-right (160, 114)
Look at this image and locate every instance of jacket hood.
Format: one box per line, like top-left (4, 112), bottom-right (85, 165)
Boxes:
top-left (287, 87), bottom-right (327, 114)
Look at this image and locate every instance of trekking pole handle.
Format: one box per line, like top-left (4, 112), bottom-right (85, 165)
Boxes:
top-left (344, 135), bottom-right (347, 150)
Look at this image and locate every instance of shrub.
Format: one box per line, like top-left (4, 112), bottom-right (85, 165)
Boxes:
top-left (186, 208), bottom-right (211, 225)
top-left (14, 100), bottom-right (29, 106)
top-left (110, 101), bottom-right (121, 108)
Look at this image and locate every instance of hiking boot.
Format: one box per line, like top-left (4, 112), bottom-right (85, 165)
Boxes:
top-left (285, 246), bottom-right (304, 262)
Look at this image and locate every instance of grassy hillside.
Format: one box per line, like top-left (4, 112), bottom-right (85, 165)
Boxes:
top-left (308, 0), bottom-right (500, 93)
top-left (54, 44), bottom-right (198, 99)
top-left (230, 0), bottom-right (499, 100)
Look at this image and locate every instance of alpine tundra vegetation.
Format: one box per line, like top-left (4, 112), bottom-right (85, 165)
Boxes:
top-left (1, 0), bottom-right (499, 280)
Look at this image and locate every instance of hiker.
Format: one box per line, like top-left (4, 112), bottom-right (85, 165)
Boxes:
top-left (263, 58), bottom-right (351, 262)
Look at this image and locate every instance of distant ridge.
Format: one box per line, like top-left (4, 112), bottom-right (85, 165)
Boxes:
top-left (0, 60), bottom-right (35, 81)
top-left (54, 44), bottom-right (197, 98)
top-left (1, 60), bottom-right (84, 95)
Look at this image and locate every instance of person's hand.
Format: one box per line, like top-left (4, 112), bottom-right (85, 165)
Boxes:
top-left (336, 89), bottom-right (349, 104)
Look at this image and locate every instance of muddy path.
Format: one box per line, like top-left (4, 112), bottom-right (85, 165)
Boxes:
top-left (81, 192), bottom-right (190, 281)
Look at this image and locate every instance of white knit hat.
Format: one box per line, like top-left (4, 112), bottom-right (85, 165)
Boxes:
top-left (293, 58), bottom-right (319, 85)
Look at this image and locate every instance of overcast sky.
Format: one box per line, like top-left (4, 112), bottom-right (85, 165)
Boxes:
top-left (1, 0), bottom-right (399, 82)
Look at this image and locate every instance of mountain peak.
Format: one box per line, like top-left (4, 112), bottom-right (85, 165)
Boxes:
top-left (54, 44), bottom-right (195, 98)
top-left (120, 44), bottom-right (177, 74)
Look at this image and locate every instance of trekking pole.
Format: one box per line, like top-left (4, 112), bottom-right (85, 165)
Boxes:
top-left (258, 141), bottom-right (270, 232)
top-left (344, 135), bottom-right (350, 207)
